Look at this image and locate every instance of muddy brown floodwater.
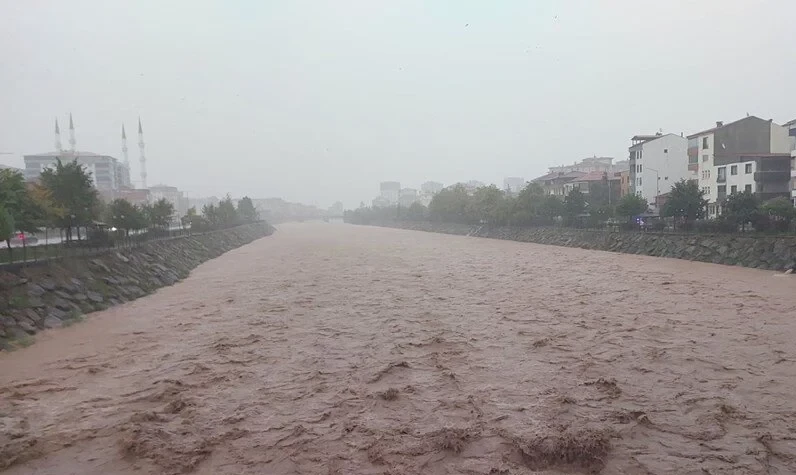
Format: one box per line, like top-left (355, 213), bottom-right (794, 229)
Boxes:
top-left (2, 223), bottom-right (796, 474)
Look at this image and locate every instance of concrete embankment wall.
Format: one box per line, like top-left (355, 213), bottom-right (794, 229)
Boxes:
top-left (0, 222), bottom-right (275, 349)
top-left (376, 221), bottom-right (796, 271)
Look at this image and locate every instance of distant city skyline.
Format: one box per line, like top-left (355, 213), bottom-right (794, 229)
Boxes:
top-left (3, 2), bottom-right (796, 209)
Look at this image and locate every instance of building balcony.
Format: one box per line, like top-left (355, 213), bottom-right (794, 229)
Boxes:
top-left (716, 176), bottom-right (726, 183)
top-left (754, 170), bottom-right (791, 183)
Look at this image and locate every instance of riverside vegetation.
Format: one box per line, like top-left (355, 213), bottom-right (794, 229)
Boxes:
top-left (345, 180), bottom-right (796, 233)
top-left (0, 160), bottom-right (263, 263)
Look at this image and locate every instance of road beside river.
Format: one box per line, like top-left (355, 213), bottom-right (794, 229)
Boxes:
top-left (2, 223), bottom-right (796, 474)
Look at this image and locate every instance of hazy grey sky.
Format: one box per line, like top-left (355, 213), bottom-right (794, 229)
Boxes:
top-left (1, 1), bottom-right (794, 208)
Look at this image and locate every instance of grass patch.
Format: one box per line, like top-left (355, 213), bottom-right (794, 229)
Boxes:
top-left (8, 292), bottom-right (29, 309)
top-left (91, 279), bottom-right (113, 297)
top-left (62, 310), bottom-right (85, 327)
top-left (2, 334), bottom-right (36, 350)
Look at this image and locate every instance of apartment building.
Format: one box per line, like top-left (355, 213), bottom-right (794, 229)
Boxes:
top-left (23, 151), bottom-right (131, 191)
top-left (787, 119), bottom-right (796, 205)
top-left (628, 133), bottom-right (689, 210)
top-left (532, 171), bottom-right (586, 197)
top-left (548, 156), bottom-right (615, 174)
top-left (399, 188), bottom-right (419, 207)
top-left (564, 171), bottom-right (622, 206)
top-left (379, 181), bottom-right (401, 205)
top-left (688, 116), bottom-right (791, 216)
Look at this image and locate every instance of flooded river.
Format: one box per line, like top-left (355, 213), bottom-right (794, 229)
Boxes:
top-left (2, 223), bottom-right (796, 474)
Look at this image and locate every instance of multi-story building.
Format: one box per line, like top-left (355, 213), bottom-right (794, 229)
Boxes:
top-left (564, 171), bottom-right (621, 206)
top-left (399, 188), bottom-right (418, 207)
top-left (463, 180), bottom-right (485, 194)
top-left (628, 133), bottom-right (689, 210)
top-left (531, 171), bottom-right (586, 197)
top-left (420, 181), bottom-right (444, 194)
top-left (328, 201), bottom-right (344, 216)
top-left (379, 181), bottom-right (401, 205)
top-left (418, 181), bottom-right (444, 206)
top-left (23, 151), bottom-right (131, 192)
top-left (786, 119), bottom-right (796, 205)
top-left (372, 196), bottom-right (391, 208)
top-left (104, 187), bottom-right (151, 207)
top-left (503, 177), bottom-right (526, 194)
top-left (149, 184), bottom-right (187, 219)
top-left (617, 170), bottom-right (630, 197)
top-left (688, 116), bottom-right (791, 216)
top-left (548, 156), bottom-right (614, 174)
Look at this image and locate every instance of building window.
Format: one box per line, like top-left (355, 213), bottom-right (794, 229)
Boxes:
top-left (717, 167), bottom-right (726, 181)
top-left (702, 154), bottom-right (709, 162)
top-left (718, 185), bottom-right (726, 194)
top-left (745, 184), bottom-right (752, 192)
top-left (663, 148), bottom-right (668, 153)
top-left (638, 164), bottom-right (642, 173)
top-left (702, 137), bottom-right (709, 149)
top-left (730, 165), bottom-right (737, 175)
top-left (731, 185), bottom-right (737, 194)
top-left (745, 163), bottom-right (753, 174)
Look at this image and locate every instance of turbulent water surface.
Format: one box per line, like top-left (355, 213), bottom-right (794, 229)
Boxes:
top-left (2, 223), bottom-right (796, 474)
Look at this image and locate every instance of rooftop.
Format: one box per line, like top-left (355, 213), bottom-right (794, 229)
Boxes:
top-left (686, 115), bottom-right (768, 139)
top-left (571, 171), bottom-right (619, 182)
top-left (25, 150), bottom-right (107, 158)
top-left (532, 170), bottom-right (586, 182)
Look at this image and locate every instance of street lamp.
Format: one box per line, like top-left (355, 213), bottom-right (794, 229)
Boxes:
top-left (646, 167), bottom-right (661, 207)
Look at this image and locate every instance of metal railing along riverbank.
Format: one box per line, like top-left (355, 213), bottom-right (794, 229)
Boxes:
top-left (0, 224), bottom-right (264, 268)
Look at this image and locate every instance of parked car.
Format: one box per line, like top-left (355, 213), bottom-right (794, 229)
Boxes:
top-left (9, 232), bottom-right (39, 246)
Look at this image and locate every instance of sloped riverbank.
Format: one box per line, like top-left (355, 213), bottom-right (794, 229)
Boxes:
top-left (0, 222), bottom-right (275, 349)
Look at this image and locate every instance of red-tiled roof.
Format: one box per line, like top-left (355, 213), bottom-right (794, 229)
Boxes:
top-left (571, 171), bottom-right (620, 182)
top-left (532, 171), bottom-right (586, 182)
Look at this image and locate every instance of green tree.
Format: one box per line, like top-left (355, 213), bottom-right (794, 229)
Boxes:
top-left (722, 190), bottom-right (759, 232)
top-left (563, 188), bottom-right (587, 222)
top-left (148, 198), bottom-right (175, 229)
top-left (0, 170), bottom-right (52, 254)
top-left (587, 177), bottom-right (611, 208)
top-left (39, 159), bottom-right (99, 242)
top-left (405, 202), bottom-right (428, 221)
top-left (181, 206), bottom-right (198, 229)
top-left (237, 196), bottom-right (260, 222)
top-left (108, 199), bottom-right (146, 236)
top-left (429, 184), bottom-right (471, 224)
top-left (468, 185), bottom-right (505, 224)
top-left (202, 203), bottom-right (219, 227)
top-left (511, 182), bottom-right (545, 224)
top-left (217, 195), bottom-right (239, 227)
top-left (760, 196), bottom-right (796, 231)
top-left (615, 194), bottom-right (648, 221)
top-left (661, 180), bottom-right (707, 229)
top-left (0, 206), bottom-right (15, 258)
top-left (538, 195), bottom-right (564, 222)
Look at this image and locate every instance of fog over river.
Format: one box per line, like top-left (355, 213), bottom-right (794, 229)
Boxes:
top-left (2, 223), bottom-right (796, 474)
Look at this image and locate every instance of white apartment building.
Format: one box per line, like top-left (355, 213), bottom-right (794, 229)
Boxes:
top-left (379, 181), bottom-right (401, 205)
top-left (787, 119), bottom-right (796, 204)
top-left (420, 181), bottom-right (444, 194)
top-left (399, 188), bottom-right (418, 207)
top-left (628, 133), bottom-right (689, 210)
top-left (149, 184), bottom-right (187, 219)
top-left (688, 116), bottom-right (792, 217)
